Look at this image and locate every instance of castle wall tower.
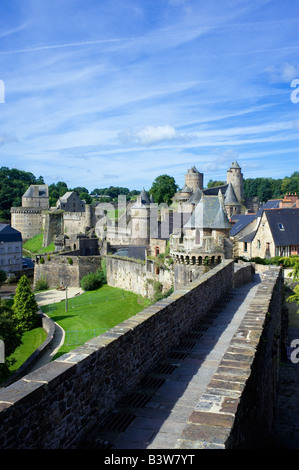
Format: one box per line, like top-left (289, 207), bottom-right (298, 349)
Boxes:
top-left (226, 161), bottom-right (244, 203)
top-left (185, 166), bottom-right (203, 192)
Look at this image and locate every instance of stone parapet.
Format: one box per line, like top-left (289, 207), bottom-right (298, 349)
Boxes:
top-left (0, 260), bottom-right (234, 449)
top-left (178, 266), bottom-right (283, 449)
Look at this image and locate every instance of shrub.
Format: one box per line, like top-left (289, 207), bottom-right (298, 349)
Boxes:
top-left (35, 275), bottom-right (49, 292)
top-left (80, 269), bottom-right (106, 291)
top-left (68, 258), bottom-right (73, 265)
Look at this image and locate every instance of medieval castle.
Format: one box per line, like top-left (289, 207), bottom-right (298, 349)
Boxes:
top-left (11, 161), bottom-right (249, 294)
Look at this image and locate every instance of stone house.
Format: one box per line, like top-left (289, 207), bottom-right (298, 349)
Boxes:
top-left (0, 224), bottom-right (22, 273)
top-left (234, 208), bottom-right (299, 259)
top-left (56, 191), bottom-right (86, 212)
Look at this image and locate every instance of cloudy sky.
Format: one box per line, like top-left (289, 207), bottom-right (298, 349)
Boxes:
top-left (0, 0), bottom-right (298, 192)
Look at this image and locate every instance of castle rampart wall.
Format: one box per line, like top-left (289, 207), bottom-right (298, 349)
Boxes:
top-left (106, 255), bottom-right (173, 298)
top-left (0, 262), bottom-right (283, 449)
top-left (33, 255), bottom-right (102, 289)
top-left (0, 260), bottom-right (235, 449)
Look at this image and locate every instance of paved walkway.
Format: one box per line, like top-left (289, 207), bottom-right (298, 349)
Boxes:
top-left (29, 287), bottom-right (84, 372)
top-left (78, 275), bottom-right (261, 449)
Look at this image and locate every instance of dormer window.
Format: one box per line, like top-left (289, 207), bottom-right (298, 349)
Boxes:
top-left (278, 223), bottom-right (285, 231)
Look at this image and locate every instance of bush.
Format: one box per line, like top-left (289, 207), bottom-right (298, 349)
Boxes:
top-left (35, 276), bottom-right (48, 292)
top-left (80, 269), bottom-right (106, 291)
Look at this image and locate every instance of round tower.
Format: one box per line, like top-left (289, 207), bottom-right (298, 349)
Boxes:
top-left (226, 161), bottom-right (244, 202)
top-left (185, 166), bottom-right (203, 192)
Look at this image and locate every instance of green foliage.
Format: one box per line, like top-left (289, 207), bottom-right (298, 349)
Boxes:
top-left (0, 167), bottom-right (44, 221)
top-left (91, 186), bottom-right (140, 202)
top-left (12, 275), bottom-right (40, 332)
top-left (80, 269), bottom-right (107, 291)
top-left (0, 300), bottom-right (23, 381)
top-left (207, 179), bottom-right (226, 188)
top-left (34, 275), bottom-right (49, 292)
top-left (243, 172), bottom-right (299, 202)
top-left (23, 233), bottom-right (55, 254)
top-left (68, 257), bottom-right (73, 265)
top-left (149, 174), bottom-right (178, 205)
top-left (48, 181), bottom-right (68, 207)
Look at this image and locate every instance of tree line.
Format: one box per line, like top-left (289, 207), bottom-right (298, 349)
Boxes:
top-left (208, 171), bottom-right (299, 203)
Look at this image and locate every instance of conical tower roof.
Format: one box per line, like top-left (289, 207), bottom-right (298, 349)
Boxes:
top-left (140, 188), bottom-right (151, 205)
top-left (187, 188), bottom-right (202, 204)
top-left (224, 183), bottom-right (240, 205)
top-left (210, 203), bottom-right (232, 229)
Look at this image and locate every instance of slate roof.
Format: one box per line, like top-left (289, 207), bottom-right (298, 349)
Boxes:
top-left (59, 191), bottom-right (76, 202)
top-left (114, 246), bottom-right (147, 261)
top-left (238, 231), bottom-right (257, 243)
top-left (261, 199), bottom-right (282, 210)
top-left (202, 184), bottom-right (228, 196)
top-left (180, 184), bottom-right (193, 193)
top-left (224, 183), bottom-right (240, 206)
top-left (184, 195), bottom-right (231, 230)
top-left (23, 185), bottom-right (48, 198)
top-left (186, 188), bottom-right (203, 205)
top-left (265, 209), bottom-right (299, 246)
top-left (229, 161), bottom-right (241, 169)
top-left (230, 214), bottom-right (258, 236)
top-left (0, 224), bottom-right (22, 243)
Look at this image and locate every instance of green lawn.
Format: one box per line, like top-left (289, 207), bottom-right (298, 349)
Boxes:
top-left (23, 233), bottom-right (55, 254)
top-left (7, 327), bottom-right (47, 374)
top-left (41, 284), bottom-right (152, 357)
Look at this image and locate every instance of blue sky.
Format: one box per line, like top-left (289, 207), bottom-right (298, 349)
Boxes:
top-left (0, 0), bottom-right (298, 192)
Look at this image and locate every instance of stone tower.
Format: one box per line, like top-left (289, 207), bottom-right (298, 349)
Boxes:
top-left (185, 166), bottom-right (203, 192)
top-left (130, 189), bottom-right (151, 245)
top-left (226, 161), bottom-right (244, 203)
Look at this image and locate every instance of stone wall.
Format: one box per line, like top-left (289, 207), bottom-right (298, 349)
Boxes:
top-left (0, 260), bottom-right (234, 449)
top-left (233, 261), bottom-right (254, 287)
top-left (34, 255), bottom-right (102, 289)
top-left (106, 255), bottom-right (173, 298)
top-left (11, 207), bottom-right (43, 242)
top-left (179, 266), bottom-right (283, 449)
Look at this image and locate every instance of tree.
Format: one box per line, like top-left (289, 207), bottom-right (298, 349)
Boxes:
top-left (149, 175), bottom-right (178, 205)
top-left (207, 179), bottom-right (225, 188)
top-left (0, 301), bottom-right (22, 381)
top-left (12, 275), bottom-right (40, 332)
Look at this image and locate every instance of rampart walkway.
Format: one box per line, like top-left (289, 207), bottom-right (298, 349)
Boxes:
top-left (78, 273), bottom-right (262, 449)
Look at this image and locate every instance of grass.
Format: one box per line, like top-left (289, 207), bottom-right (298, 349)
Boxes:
top-left (23, 233), bottom-right (55, 254)
top-left (41, 284), bottom-right (152, 357)
top-left (7, 327), bottom-right (47, 374)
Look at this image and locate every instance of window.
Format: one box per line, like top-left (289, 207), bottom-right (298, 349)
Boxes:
top-left (257, 240), bottom-right (261, 250)
top-left (244, 242), bottom-right (248, 252)
top-left (278, 223), bottom-right (285, 231)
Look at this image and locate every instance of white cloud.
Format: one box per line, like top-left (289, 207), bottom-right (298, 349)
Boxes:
top-left (118, 125), bottom-right (187, 146)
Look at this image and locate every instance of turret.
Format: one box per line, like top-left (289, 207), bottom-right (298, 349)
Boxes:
top-left (226, 161), bottom-right (243, 202)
